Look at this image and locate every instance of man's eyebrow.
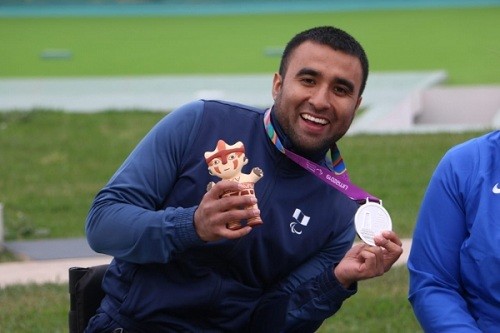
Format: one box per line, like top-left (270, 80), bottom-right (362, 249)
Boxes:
top-left (296, 67), bottom-right (320, 77)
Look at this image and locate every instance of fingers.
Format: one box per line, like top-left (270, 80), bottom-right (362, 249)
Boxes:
top-left (335, 244), bottom-right (385, 287)
top-left (360, 246), bottom-right (385, 276)
top-left (204, 180), bottom-right (241, 199)
top-left (373, 230), bottom-right (404, 271)
top-left (352, 231), bottom-right (403, 279)
top-left (376, 230), bottom-right (402, 246)
top-left (347, 243), bottom-right (365, 256)
top-left (373, 231), bottom-right (403, 255)
top-left (218, 226), bottom-right (253, 240)
top-left (194, 180), bottom-right (261, 242)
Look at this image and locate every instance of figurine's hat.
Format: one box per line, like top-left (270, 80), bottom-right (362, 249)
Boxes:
top-left (204, 140), bottom-right (245, 164)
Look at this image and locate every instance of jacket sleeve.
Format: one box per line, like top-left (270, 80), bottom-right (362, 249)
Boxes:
top-left (250, 220), bottom-right (357, 332)
top-left (86, 100), bottom-right (206, 264)
top-left (407, 146), bottom-right (482, 332)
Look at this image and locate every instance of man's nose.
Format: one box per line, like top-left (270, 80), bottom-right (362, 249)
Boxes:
top-left (308, 86), bottom-right (331, 110)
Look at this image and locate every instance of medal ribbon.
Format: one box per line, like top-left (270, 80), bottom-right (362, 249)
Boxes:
top-left (263, 108), bottom-right (380, 204)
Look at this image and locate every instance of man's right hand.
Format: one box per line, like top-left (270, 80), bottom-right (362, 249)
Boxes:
top-left (194, 180), bottom-right (260, 242)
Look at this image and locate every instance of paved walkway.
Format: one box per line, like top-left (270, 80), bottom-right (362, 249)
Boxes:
top-left (0, 72), bottom-right (445, 113)
top-left (0, 237), bottom-right (411, 288)
top-left (1, 237), bottom-right (111, 288)
top-left (0, 71), bottom-right (453, 134)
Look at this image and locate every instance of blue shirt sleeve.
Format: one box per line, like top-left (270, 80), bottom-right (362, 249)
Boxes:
top-left (407, 143), bottom-right (482, 332)
top-left (86, 100), bottom-right (206, 264)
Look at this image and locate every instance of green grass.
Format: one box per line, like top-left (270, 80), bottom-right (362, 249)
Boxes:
top-left (0, 110), bottom-right (488, 241)
top-left (0, 266), bottom-right (419, 332)
top-left (0, 283), bottom-right (68, 333)
top-left (339, 131), bottom-right (489, 237)
top-left (0, 110), bottom-right (165, 239)
top-left (319, 266), bottom-right (421, 332)
top-left (1, 7), bottom-right (499, 84)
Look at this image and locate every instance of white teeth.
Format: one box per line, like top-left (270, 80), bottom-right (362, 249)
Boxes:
top-left (301, 113), bottom-right (328, 125)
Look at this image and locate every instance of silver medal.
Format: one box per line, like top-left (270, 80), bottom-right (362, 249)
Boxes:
top-left (354, 200), bottom-right (392, 246)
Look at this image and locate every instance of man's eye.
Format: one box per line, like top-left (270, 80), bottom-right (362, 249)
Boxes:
top-left (301, 78), bottom-right (315, 85)
top-left (333, 87), bottom-right (348, 96)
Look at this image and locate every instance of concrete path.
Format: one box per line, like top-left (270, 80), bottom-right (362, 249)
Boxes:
top-left (0, 256), bottom-right (111, 288)
top-left (0, 71), bottom-right (450, 134)
top-left (0, 237), bottom-right (411, 288)
top-left (1, 237), bottom-right (111, 288)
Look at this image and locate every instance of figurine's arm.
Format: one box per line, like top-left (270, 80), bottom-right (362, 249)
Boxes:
top-left (252, 167), bottom-right (263, 178)
top-left (206, 181), bottom-right (216, 192)
top-left (245, 167), bottom-right (264, 183)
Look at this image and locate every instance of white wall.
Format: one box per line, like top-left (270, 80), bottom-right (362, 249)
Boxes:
top-left (419, 86), bottom-right (500, 126)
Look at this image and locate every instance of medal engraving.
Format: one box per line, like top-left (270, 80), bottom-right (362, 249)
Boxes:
top-left (354, 201), bottom-right (392, 246)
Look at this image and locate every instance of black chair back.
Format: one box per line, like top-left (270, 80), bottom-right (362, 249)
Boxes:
top-left (68, 264), bottom-right (109, 333)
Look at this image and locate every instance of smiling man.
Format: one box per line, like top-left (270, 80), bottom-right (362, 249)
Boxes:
top-left (85, 26), bottom-right (403, 332)
top-left (272, 40), bottom-right (364, 158)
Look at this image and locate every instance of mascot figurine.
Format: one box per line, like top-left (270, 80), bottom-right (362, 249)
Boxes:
top-left (205, 140), bottom-right (264, 230)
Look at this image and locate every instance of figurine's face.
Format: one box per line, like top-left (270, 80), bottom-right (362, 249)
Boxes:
top-left (208, 152), bottom-right (247, 180)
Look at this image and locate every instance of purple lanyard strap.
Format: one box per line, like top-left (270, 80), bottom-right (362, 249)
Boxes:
top-left (263, 109), bottom-right (380, 204)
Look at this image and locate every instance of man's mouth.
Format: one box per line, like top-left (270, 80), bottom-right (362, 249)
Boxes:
top-left (301, 113), bottom-right (328, 125)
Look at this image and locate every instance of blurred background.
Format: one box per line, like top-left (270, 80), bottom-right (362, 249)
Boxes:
top-left (0, 1), bottom-right (499, 331)
top-left (1, 0), bottom-right (499, 129)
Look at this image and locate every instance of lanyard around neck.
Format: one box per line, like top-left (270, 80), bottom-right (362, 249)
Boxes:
top-left (263, 108), bottom-right (380, 204)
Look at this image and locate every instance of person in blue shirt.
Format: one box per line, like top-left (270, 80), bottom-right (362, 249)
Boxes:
top-left (85, 26), bottom-right (403, 332)
top-left (408, 131), bottom-right (500, 332)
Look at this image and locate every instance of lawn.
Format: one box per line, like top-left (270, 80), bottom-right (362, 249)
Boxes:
top-left (0, 110), bottom-right (488, 240)
top-left (0, 111), bottom-right (165, 239)
top-left (0, 6), bottom-right (499, 84)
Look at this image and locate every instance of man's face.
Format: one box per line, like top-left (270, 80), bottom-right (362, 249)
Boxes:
top-left (272, 41), bottom-right (363, 155)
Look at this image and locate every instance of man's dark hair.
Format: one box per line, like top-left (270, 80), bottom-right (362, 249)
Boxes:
top-left (279, 26), bottom-right (369, 96)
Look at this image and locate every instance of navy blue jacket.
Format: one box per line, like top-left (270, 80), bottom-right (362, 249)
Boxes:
top-left (86, 100), bottom-right (358, 332)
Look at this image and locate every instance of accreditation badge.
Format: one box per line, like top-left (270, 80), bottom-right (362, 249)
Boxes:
top-left (354, 199), bottom-right (392, 246)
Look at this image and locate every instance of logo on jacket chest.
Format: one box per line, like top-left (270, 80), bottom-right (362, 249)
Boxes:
top-left (290, 208), bottom-right (310, 235)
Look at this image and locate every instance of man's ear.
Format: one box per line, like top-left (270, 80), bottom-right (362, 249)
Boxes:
top-left (272, 72), bottom-right (282, 100)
